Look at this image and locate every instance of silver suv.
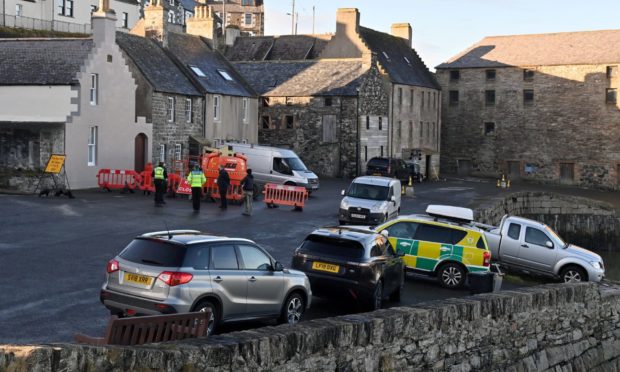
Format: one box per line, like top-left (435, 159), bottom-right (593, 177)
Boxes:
top-left (100, 230), bottom-right (312, 335)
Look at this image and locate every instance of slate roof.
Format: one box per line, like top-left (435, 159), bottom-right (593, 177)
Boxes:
top-left (224, 34), bottom-right (331, 61)
top-left (233, 60), bottom-right (366, 97)
top-left (0, 38), bottom-right (92, 85)
top-left (436, 29), bottom-right (620, 69)
top-left (166, 32), bottom-right (255, 97)
top-left (178, 0), bottom-right (198, 12)
top-left (116, 32), bottom-right (201, 96)
top-left (116, 0), bottom-right (139, 4)
top-left (358, 26), bottom-right (439, 90)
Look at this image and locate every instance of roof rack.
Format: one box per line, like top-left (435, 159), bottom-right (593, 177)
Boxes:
top-left (425, 205), bottom-right (474, 224)
top-left (141, 230), bottom-right (202, 238)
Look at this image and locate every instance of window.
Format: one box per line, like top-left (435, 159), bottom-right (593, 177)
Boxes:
top-left (242, 98), bottom-right (248, 122)
top-left (168, 10), bottom-right (175, 23)
top-left (397, 87), bottom-right (402, 106)
top-left (244, 13), bottom-right (252, 25)
top-left (261, 97), bottom-right (270, 107)
top-left (273, 157), bottom-right (293, 175)
top-left (525, 227), bottom-right (551, 247)
top-left (261, 116), bottom-right (270, 129)
top-left (213, 95), bottom-right (221, 121)
top-left (432, 122), bottom-right (436, 141)
top-left (523, 89), bottom-right (534, 105)
top-left (174, 144), bottom-right (182, 161)
top-left (414, 223), bottom-right (467, 245)
top-left (107, 54), bottom-right (112, 63)
top-left (285, 115), bottom-right (294, 129)
top-left (484, 122), bottom-right (495, 135)
top-left (486, 69), bottom-right (496, 80)
top-left (322, 114), bottom-right (337, 142)
top-left (364, 146), bottom-right (367, 161)
top-left (324, 97), bottom-right (332, 107)
top-left (167, 96), bottom-right (175, 122)
top-left (507, 223), bottom-right (521, 240)
top-left (427, 92), bottom-right (431, 108)
top-left (606, 88), bottom-right (617, 104)
top-left (238, 245), bottom-right (272, 270)
top-left (169, 0), bottom-right (174, 5)
top-left (397, 121), bottom-right (402, 137)
top-left (421, 91), bottom-right (424, 108)
top-left (184, 245), bottom-right (210, 270)
top-left (380, 145), bottom-right (384, 157)
top-left (419, 121), bottom-right (423, 138)
top-left (485, 90), bottom-right (495, 106)
top-left (185, 98), bottom-right (192, 123)
top-left (122, 12), bottom-right (128, 28)
top-left (607, 66), bottom-right (618, 79)
top-left (409, 89), bottom-right (414, 112)
top-left (433, 92), bottom-right (436, 108)
top-left (88, 126), bottom-right (98, 166)
top-left (242, 0), bottom-right (254, 5)
top-left (159, 144), bottom-right (166, 163)
top-left (385, 222), bottom-right (419, 239)
top-left (450, 70), bottom-right (460, 81)
top-left (378, 116), bottom-right (383, 130)
top-left (58, 0), bottom-right (74, 17)
top-left (285, 97), bottom-right (293, 106)
top-left (90, 5), bottom-right (97, 13)
top-left (211, 245), bottom-right (239, 270)
top-left (90, 74), bottom-right (98, 105)
top-left (559, 162), bottom-right (574, 182)
top-left (189, 65), bottom-right (206, 77)
top-left (218, 69), bottom-right (234, 81)
top-left (523, 69), bottom-right (534, 81)
top-left (15, 4), bottom-right (22, 17)
top-left (366, 116), bottom-right (370, 130)
top-left (449, 90), bottom-right (459, 105)
top-left (403, 56), bottom-right (411, 65)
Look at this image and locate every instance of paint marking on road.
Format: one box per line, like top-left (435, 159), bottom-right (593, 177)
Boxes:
top-left (0, 288), bottom-right (96, 319)
top-left (436, 187), bottom-right (475, 192)
top-left (56, 204), bottom-right (82, 217)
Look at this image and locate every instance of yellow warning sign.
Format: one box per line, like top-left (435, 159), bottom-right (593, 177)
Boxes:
top-left (44, 154), bottom-right (66, 174)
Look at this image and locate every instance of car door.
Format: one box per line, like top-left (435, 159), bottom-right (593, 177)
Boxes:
top-left (237, 243), bottom-right (284, 316)
top-left (380, 239), bottom-right (403, 294)
top-left (382, 221), bottom-right (419, 269)
top-left (499, 222), bottom-right (523, 265)
top-left (270, 156), bottom-right (294, 184)
top-left (518, 226), bottom-right (558, 273)
top-left (209, 244), bottom-right (247, 318)
top-left (182, 244), bottom-right (211, 306)
top-left (413, 223), bottom-right (452, 271)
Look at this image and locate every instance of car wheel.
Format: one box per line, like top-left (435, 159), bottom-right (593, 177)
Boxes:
top-left (279, 292), bottom-right (304, 325)
top-left (338, 220), bottom-right (346, 225)
top-left (368, 280), bottom-right (383, 311)
top-left (560, 265), bottom-right (587, 283)
top-left (438, 262), bottom-right (466, 289)
top-left (194, 300), bottom-right (219, 336)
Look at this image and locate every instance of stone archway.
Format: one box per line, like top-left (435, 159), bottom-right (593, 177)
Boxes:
top-left (134, 133), bottom-right (148, 172)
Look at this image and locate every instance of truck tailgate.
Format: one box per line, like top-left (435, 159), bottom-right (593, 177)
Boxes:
top-left (484, 231), bottom-right (501, 260)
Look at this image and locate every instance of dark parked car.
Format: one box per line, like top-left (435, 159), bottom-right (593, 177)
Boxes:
top-left (291, 227), bottom-right (404, 310)
top-left (405, 161), bottom-right (424, 183)
top-left (365, 157), bottom-right (409, 184)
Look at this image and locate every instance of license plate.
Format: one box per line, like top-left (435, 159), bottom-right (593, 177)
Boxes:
top-left (311, 261), bottom-right (339, 273)
top-left (373, 173), bottom-right (382, 176)
top-left (351, 213), bottom-right (366, 219)
top-left (124, 272), bottom-right (153, 286)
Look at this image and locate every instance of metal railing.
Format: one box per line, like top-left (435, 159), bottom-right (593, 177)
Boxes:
top-left (0, 13), bottom-right (92, 34)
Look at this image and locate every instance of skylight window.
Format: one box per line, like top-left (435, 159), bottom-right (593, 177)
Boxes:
top-left (403, 56), bottom-right (411, 65)
top-left (218, 69), bottom-right (234, 81)
top-left (189, 65), bottom-right (206, 77)
top-left (382, 51), bottom-right (390, 60)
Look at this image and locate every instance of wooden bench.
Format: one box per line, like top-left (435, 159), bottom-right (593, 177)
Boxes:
top-left (74, 311), bottom-right (211, 346)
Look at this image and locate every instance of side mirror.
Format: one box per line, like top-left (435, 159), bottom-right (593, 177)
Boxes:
top-left (341, 189), bottom-right (346, 196)
top-left (545, 241), bottom-right (554, 249)
top-left (390, 195), bottom-right (396, 204)
top-left (274, 261), bottom-right (284, 271)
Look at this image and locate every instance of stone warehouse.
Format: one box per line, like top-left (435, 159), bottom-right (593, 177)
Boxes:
top-left (228, 8), bottom-right (441, 178)
top-left (436, 30), bottom-right (620, 190)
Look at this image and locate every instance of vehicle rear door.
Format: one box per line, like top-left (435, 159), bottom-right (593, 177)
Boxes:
top-left (499, 222), bottom-right (524, 265)
top-left (413, 223), bottom-right (455, 271)
top-left (237, 243), bottom-right (284, 316)
top-left (382, 221), bottom-right (419, 269)
top-left (518, 225), bottom-right (558, 273)
top-left (370, 238), bottom-right (403, 294)
top-left (209, 244), bottom-right (247, 318)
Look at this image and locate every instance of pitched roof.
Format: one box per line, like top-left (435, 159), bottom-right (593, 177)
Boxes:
top-left (233, 60), bottom-right (366, 97)
top-left (116, 0), bottom-right (139, 4)
top-left (358, 26), bottom-right (440, 90)
top-left (224, 34), bottom-right (331, 61)
top-left (116, 32), bottom-right (201, 96)
top-left (0, 39), bottom-right (92, 85)
top-left (165, 32), bottom-right (255, 97)
top-left (436, 29), bottom-right (620, 69)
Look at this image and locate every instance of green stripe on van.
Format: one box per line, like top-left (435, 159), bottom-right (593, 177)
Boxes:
top-left (396, 239), bottom-right (418, 256)
top-left (416, 257), bottom-right (437, 271)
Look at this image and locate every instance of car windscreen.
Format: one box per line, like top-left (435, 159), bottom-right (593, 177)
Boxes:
top-left (283, 157), bottom-right (307, 171)
top-left (119, 239), bottom-right (187, 267)
top-left (299, 235), bottom-right (365, 259)
top-left (368, 158), bottom-right (388, 169)
top-left (346, 182), bottom-right (389, 201)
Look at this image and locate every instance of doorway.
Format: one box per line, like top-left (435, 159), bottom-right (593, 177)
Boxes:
top-left (425, 155), bottom-right (432, 180)
top-left (507, 161), bottom-right (520, 179)
top-left (559, 162), bottom-right (574, 184)
top-left (457, 159), bottom-right (472, 176)
top-left (134, 133), bottom-right (147, 172)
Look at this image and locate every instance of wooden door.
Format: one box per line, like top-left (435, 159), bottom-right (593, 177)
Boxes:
top-left (134, 133), bottom-right (147, 172)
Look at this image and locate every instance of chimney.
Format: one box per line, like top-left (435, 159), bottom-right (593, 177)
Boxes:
top-left (186, 3), bottom-right (218, 48)
top-left (391, 23), bottom-right (412, 48)
top-left (91, 0), bottom-right (117, 46)
top-left (335, 8), bottom-right (359, 38)
top-left (143, 0), bottom-right (167, 44)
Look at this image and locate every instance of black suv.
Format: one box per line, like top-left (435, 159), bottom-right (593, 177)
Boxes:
top-left (291, 227), bottom-right (404, 310)
top-left (365, 157), bottom-right (409, 184)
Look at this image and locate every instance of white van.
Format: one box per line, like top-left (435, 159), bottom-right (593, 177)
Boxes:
top-left (339, 176), bottom-right (401, 225)
top-left (228, 143), bottom-right (320, 192)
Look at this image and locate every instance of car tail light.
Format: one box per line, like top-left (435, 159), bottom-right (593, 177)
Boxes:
top-left (158, 271), bottom-right (193, 286)
top-left (107, 259), bottom-right (119, 273)
top-left (483, 251), bottom-right (491, 267)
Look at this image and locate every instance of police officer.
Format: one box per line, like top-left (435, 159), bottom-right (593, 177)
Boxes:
top-left (152, 161), bottom-right (167, 206)
top-left (187, 164), bottom-right (206, 211)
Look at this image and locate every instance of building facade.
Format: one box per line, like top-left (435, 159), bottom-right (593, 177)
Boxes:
top-left (436, 30), bottom-right (620, 189)
top-left (205, 0), bottom-right (263, 36)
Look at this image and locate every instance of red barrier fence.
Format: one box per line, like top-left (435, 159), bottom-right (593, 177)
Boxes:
top-left (207, 181), bottom-right (244, 202)
top-left (263, 183), bottom-right (308, 211)
top-left (97, 169), bottom-right (141, 191)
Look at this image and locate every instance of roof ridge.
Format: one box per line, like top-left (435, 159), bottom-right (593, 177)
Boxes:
top-left (481, 28), bottom-right (620, 40)
top-left (0, 37), bottom-right (91, 42)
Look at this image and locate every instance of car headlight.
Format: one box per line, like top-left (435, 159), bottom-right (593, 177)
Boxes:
top-left (340, 200), bottom-right (349, 210)
top-left (590, 261), bottom-right (603, 270)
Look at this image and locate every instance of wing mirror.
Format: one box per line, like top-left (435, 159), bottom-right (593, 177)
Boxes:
top-left (545, 241), bottom-right (554, 249)
top-left (273, 261), bottom-right (284, 271)
top-left (390, 195), bottom-right (396, 204)
top-left (341, 189), bottom-right (346, 196)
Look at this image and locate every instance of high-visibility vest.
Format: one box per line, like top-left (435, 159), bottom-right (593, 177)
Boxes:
top-left (187, 170), bottom-right (206, 187)
top-left (154, 167), bottom-right (165, 180)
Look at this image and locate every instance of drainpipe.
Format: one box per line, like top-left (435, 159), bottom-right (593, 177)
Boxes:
top-left (389, 84), bottom-right (394, 158)
top-left (355, 90), bottom-right (360, 177)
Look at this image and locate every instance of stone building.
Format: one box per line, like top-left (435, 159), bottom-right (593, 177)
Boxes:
top-left (205, 0), bottom-right (264, 36)
top-left (436, 30), bottom-right (620, 189)
top-left (228, 8), bottom-right (441, 178)
top-left (0, 4), bottom-right (151, 189)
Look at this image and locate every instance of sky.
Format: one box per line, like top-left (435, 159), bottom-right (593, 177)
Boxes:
top-left (263, 0), bottom-right (620, 70)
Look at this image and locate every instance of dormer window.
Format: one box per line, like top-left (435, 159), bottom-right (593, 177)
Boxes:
top-left (218, 69), bottom-right (234, 81)
top-left (189, 65), bottom-right (206, 77)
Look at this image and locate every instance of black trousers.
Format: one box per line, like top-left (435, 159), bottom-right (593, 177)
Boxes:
top-left (219, 186), bottom-right (228, 208)
top-left (154, 180), bottom-right (165, 204)
top-left (191, 187), bottom-right (202, 211)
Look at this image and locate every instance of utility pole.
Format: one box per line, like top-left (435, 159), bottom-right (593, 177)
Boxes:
top-left (312, 5), bottom-right (315, 34)
top-left (295, 11), bottom-right (298, 35)
top-left (223, 0), bottom-right (227, 29)
top-left (291, 0), bottom-right (295, 34)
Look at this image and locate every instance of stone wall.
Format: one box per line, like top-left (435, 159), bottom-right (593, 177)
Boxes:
top-left (2, 283), bottom-right (620, 371)
top-left (437, 64), bottom-right (620, 190)
top-left (476, 191), bottom-right (620, 251)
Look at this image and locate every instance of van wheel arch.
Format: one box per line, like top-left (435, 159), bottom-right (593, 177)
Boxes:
top-left (559, 264), bottom-right (588, 283)
top-left (191, 294), bottom-right (223, 315)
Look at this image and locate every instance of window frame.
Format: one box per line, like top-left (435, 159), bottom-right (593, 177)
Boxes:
top-left (122, 12), bottom-right (129, 28)
top-left (486, 69), bottom-right (496, 81)
top-left (244, 13), bottom-right (252, 25)
top-left (237, 244), bottom-right (273, 271)
top-left (88, 126), bottom-right (98, 166)
top-left (159, 144), bottom-right (166, 163)
top-left (185, 98), bottom-right (192, 123)
top-left (523, 69), bottom-right (535, 81)
top-left (484, 122), bottom-right (495, 135)
top-left (210, 244), bottom-right (240, 270)
top-left (606, 88), bottom-right (617, 104)
top-left (449, 90), bottom-right (459, 106)
top-left (242, 98), bottom-right (248, 123)
top-left (174, 143), bottom-right (182, 161)
top-left (15, 4), bottom-right (23, 17)
top-left (485, 90), bottom-right (496, 106)
top-left (167, 96), bottom-right (175, 122)
top-left (449, 70), bottom-right (460, 81)
top-left (90, 73), bottom-right (98, 105)
top-left (523, 89), bottom-right (534, 106)
top-left (213, 95), bottom-right (221, 121)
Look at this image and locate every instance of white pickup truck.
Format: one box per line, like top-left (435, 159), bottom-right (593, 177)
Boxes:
top-left (478, 215), bottom-right (605, 283)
